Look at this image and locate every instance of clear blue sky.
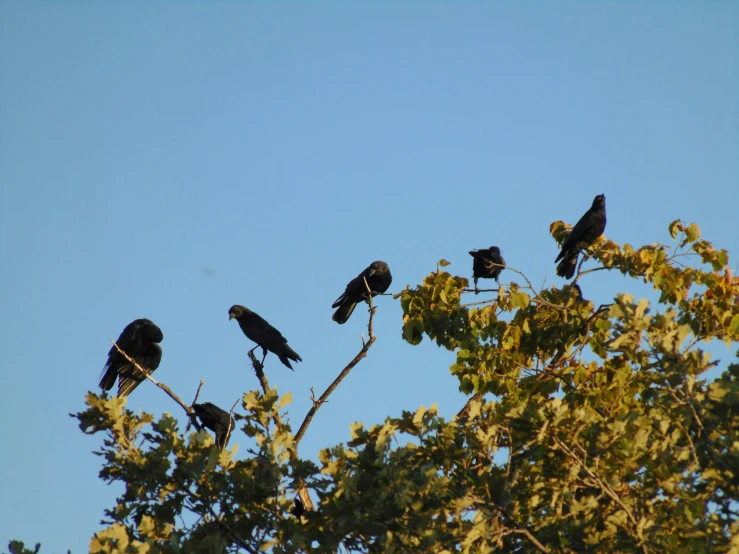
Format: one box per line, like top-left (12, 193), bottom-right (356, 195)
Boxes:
top-left (1, 3), bottom-right (737, 552)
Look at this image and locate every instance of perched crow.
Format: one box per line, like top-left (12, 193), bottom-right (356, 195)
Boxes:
top-left (228, 305), bottom-right (302, 370)
top-left (100, 318), bottom-right (163, 397)
top-left (332, 261), bottom-right (392, 324)
top-left (191, 402), bottom-right (235, 449)
top-left (555, 194), bottom-right (607, 279)
top-left (291, 496), bottom-right (305, 518)
top-left (469, 247), bottom-right (506, 291)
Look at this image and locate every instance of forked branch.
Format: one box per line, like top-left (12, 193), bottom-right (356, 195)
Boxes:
top-left (294, 276), bottom-right (378, 447)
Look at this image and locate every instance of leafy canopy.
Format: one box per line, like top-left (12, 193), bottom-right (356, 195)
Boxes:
top-left (11, 220), bottom-right (739, 554)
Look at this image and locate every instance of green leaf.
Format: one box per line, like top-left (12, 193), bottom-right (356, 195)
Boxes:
top-left (729, 314), bottom-right (739, 336)
top-left (668, 219), bottom-right (681, 239)
top-left (716, 249), bottom-right (729, 268)
top-left (511, 291), bottom-right (530, 309)
top-left (438, 259), bottom-right (451, 267)
top-left (138, 515), bottom-right (156, 537)
top-left (278, 391), bottom-right (293, 409)
top-left (686, 222), bottom-right (700, 242)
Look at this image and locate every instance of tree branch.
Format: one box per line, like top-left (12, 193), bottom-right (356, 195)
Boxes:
top-left (191, 380), bottom-right (205, 405)
top-left (288, 278), bottom-right (381, 516)
top-left (248, 350), bottom-right (271, 396)
top-left (512, 527), bottom-right (550, 554)
top-left (294, 283), bottom-right (377, 447)
top-left (551, 435), bottom-right (648, 554)
top-left (185, 380), bottom-right (206, 432)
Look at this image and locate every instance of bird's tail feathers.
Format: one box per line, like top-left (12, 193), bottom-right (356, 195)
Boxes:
top-left (278, 354), bottom-right (295, 371)
top-left (117, 362), bottom-right (150, 397)
top-left (556, 251), bottom-right (579, 279)
top-left (332, 301), bottom-right (356, 324)
top-left (118, 374), bottom-right (144, 397)
top-left (99, 365), bottom-right (117, 391)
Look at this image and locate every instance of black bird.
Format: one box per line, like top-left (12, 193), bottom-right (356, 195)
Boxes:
top-left (191, 402), bottom-right (235, 449)
top-left (555, 194), bottom-right (607, 279)
top-left (291, 496), bottom-right (305, 518)
top-left (469, 247), bottom-right (506, 291)
top-left (100, 318), bottom-right (163, 397)
top-left (332, 261), bottom-right (392, 324)
top-left (228, 305), bottom-right (302, 370)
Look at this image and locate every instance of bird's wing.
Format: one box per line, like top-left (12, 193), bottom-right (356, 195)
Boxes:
top-left (333, 274), bottom-right (367, 307)
top-left (332, 289), bottom-right (348, 308)
top-left (243, 313), bottom-right (288, 347)
top-left (100, 320), bottom-right (143, 387)
top-left (194, 402), bottom-right (229, 429)
top-left (108, 320), bottom-right (143, 357)
top-left (117, 343), bottom-right (162, 397)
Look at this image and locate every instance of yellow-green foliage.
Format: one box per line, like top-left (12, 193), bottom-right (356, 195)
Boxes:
top-left (15, 220), bottom-right (737, 554)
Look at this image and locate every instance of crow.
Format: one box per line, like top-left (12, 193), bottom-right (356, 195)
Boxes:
top-left (228, 305), bottom-right (302, 370)
top-left (291, 496), bottom-right (305, 518)
top-left (469, 247), bottom-right (505, 291)
top-left (191, 402), bottom-right (235, 449)
top-left (555, 194), bottom-right (607, 279)
top-left (100, 318), bottom-right (163, 397)
top-left (332, 261), bottom-right (392, 324)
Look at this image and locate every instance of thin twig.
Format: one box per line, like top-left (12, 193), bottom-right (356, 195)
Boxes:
top-left (191, 380), bottom-right (205, 405)
top-left (551, 435), bottom-right (648, 553)
top-left (110, 340), bottom-right (192, 415)
top-left (186, 380), bottom-right (206, 432)
top-left (223, 398), bottom-right (239, 448)
top-left (462, 287), bottom-right (500, 294)
top-left (575, 266), bottom-right (609, 279)
top-left (461, 297), bottom-right (500, 308)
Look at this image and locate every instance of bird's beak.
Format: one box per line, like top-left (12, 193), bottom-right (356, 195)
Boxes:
top-left (228, 314), bottom-right (234, 320)
top-left (368, 268), bottom-right (376, 277)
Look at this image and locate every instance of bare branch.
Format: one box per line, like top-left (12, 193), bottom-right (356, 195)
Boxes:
top-left (248, 349), bottom-right (271, 396)
top-left (185, 380), bottom-right (206, 432)
top-left (191, 380), bottom-right (205, 405)
top-left (109, 339), bottom-right (192, 415)
top-left (576, 266), bottom-right (609, 278)
top-left (223, 398), bottom-right (239, 449)
top-left (461, 298), bottom-right (498, 308)
top-left (294, 287), bottom-right (377, 447)
top-left (290, 276), bottom-right (380, 515)
top-left (462, 287), bottom-right (500, 294)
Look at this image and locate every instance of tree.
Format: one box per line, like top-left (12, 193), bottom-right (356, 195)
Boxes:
top-left (12, 220), bottom-right (739, 553)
